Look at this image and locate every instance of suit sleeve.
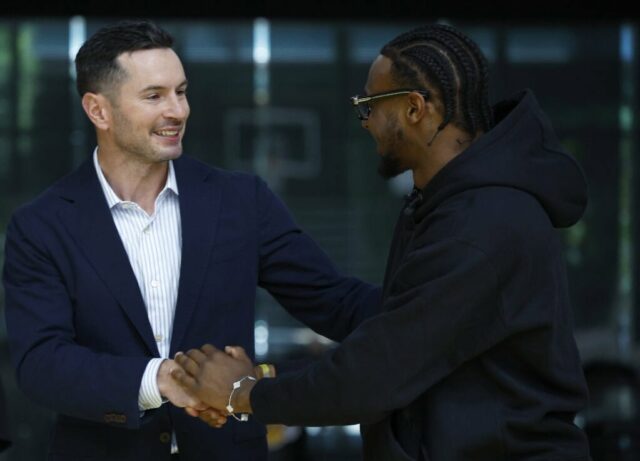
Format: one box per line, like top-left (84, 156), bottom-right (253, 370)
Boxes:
top-left (2, 214), bottom-right (149, 429)
top-left (255, 177), bottom-right (382, 342)
top-left (250, 237), bottom-right (508, 426)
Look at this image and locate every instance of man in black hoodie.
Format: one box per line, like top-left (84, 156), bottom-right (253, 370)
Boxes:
top-left (172, 24), bottom-right (591, 460)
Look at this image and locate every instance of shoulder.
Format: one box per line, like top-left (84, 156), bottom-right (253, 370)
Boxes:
top-left (174, 155), bottom-right (256, 183)
top-left (9, 163), bottom-right (91, 227)
top-left (469, 186), bottom-right (551, 231)
top-left (174, 155), bottom-right (270, 194)
top-left (422, 186), bottom-right (555, 255)
top-left (174, 155), bottom-right (285, 219)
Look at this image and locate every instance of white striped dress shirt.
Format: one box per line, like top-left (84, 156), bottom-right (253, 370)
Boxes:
top-left (93, 149), bottom-right (182, 413)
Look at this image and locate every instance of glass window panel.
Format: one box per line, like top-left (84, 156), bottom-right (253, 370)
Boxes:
top-left (271, 22), bottom-right (335, 62)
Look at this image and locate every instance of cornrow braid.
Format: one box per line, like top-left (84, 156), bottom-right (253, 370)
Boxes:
top-left (426, 29), bottom-right (480, 134)
top-left (381, 24), bottom-right (494, 137)
top-left (381, 44), bottom-right (455, 139)
top-left (437, 24), bottom-right (494, 130)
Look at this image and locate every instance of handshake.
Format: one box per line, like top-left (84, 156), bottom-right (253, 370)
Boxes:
top-left (156, 344), bottom-right (274, 428)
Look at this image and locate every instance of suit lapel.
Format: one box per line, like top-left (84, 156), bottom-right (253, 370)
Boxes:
top-left (170, 157), bottom-right (222, 354)
top-left (56, 160), bottom-right (159, 356)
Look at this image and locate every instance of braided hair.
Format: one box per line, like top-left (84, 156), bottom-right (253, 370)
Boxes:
top-left (381, 24), bottom-right (494, 137)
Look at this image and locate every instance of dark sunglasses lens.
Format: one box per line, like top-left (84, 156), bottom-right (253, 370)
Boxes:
top-left (357, 103), bottom-right (370, 120)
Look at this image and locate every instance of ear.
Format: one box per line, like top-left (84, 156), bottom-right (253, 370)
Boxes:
top-left (81, 92), bottom-right (111, 131)
top-left (406, 91), bottom-right (429, 124)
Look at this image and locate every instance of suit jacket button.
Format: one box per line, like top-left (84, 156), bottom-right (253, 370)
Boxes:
top-left (103, 413), bottom-right (127, 424)
top-left (159, 432), bottom-right (171, 444)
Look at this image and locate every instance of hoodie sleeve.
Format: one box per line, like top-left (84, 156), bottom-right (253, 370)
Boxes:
top-left (250, 236), bottom-right (508, 426)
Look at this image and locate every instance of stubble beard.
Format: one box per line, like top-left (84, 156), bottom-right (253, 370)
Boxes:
top-left (112, 111), bottom-right (183, 164)
top-left (377, 119), bottom-right (407, 180)
top-left (377, 151), bottom-right (404, 179)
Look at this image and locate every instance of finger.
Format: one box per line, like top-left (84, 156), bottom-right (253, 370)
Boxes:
top-left (201, 343), bottom-right (220, 356)
top-left (171, 367), bottom-right (198, 390)
top-left (224, 345), bottom-right (240, 358)
top-left (198, 410), bottom-right (218, 427)
top-left (225, 345), bottom-right (251, 363)
top-left (185, 348), bottom-right (208, 365)
top-left (215, 417), bottom-right (227, 428)
top-left (184, 407), bottom-right (200, 418)
top-left (174, 353), bottom-right (201, 377)
top-left (203, 408), bottom-right (227, 420)
top-left (199, 409), bottom-right (215, 423)
top-left (200, 409), bottom-right (227, 427)
top-left (198, 413), bottom-right (215, 427)
top-left (203, 418), bottom-right (225, 429)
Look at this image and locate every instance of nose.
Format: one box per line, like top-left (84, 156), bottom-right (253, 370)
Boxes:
top-left (164, 94), bottom-right (189, 121)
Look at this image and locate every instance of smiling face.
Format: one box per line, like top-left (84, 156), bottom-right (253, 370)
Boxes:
top-left (104, 47), bottom-right (190, 164)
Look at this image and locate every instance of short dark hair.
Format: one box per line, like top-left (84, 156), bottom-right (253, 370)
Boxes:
top-left (381, 24), bottom-right (494, 136)
top-left (75, 19), bottom-right (174, 97)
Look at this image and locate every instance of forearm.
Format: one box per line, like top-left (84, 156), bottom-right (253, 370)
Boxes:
top-left (16, 340), bottom-right (149, 428)
top-left (256, 177), bottom-right (382, 342)
top-left (260, 236), bottom-right (383, 342)
top-left (4, 216), bottom-right (151, 428)
top-left (249, 240), bottom-right (506, 427)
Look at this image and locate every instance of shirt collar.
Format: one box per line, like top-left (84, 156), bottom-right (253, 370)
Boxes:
top-left (93, 147), bottom-right (179, 210)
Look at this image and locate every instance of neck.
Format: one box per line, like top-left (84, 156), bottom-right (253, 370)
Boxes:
top-left (97, 147), bottom-right (169, 215)
top-left (412, 127), bottom-right (481, 189)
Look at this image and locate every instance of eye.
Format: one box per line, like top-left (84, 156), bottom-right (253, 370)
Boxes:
top-left (146, 93), bottom-right (160, 100)
top-left (177, 88), bottom-right (188, 97)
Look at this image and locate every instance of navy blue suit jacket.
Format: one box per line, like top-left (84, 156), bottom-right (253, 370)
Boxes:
top-left (3, 155), bottom-right (380, 461)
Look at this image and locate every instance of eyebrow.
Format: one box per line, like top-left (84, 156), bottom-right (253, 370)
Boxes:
top-left (140, 80), bottom-right (188, 93)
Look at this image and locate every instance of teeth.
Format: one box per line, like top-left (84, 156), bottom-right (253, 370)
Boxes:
top-left (158, 130), bottom-right (179, 136)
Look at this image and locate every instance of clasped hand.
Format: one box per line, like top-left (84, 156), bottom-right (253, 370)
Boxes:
top-left (169, 344), bottom-right (258, 428)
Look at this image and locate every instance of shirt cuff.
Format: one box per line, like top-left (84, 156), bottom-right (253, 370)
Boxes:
top-left (138, 358), bottom-right (165, 411)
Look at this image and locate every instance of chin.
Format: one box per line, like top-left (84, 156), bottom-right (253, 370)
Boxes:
top-left (378, 166), bottom-right (404, 180)
top-left (377, 151), bottom-right (405, 179)
top-left (156, 146), bottom-right (183, 161)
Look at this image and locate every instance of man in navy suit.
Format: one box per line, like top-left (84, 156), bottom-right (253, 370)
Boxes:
top-left (2, 20), bottom-right (379, 461)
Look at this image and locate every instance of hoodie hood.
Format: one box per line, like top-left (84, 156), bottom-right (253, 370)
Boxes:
top-left (413, 89), bottom-right (587, 228)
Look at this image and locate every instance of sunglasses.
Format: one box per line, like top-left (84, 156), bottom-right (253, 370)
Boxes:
top-left (349, 89), bottom-right (429, 121)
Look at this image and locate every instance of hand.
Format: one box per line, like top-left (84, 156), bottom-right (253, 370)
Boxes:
top-left (172, 344), bottom-right (256, 413)
top-left (158, 360), bottom-right (229, 428)
top-left (157, 359), bottom-right (208, 410)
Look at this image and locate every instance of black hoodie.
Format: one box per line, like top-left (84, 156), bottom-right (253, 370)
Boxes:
top-left (251, 89), bottom-right (591, 460)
